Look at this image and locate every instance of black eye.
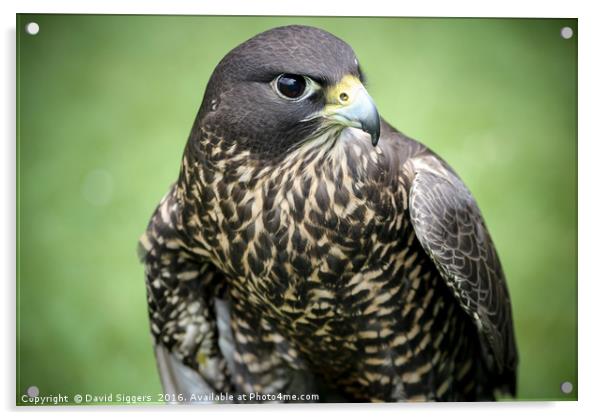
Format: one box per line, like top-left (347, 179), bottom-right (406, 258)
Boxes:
top-left (276, 74), bottom-right (306, 99)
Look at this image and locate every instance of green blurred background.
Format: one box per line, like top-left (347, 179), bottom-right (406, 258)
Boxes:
top-left (16, 15), bottom-right (577, 403)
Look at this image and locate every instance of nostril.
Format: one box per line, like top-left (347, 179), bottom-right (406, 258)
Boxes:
top-left (339, 92), bottom-right (349, 103)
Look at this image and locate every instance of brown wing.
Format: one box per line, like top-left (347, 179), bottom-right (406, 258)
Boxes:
top-left (138, 187), bottom-right (234, 398)
top-left (407, 155), bottom-right (518, 394)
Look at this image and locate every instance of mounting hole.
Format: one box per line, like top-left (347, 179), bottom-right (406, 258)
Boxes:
top-left (560, 381), bottom-right (573, 394)
top-left (27, 385), bottom-right (39, 397)
top-left (560, 26), bottom-right (573, 39)
top-left (25, 22), bottom-right (40, 35)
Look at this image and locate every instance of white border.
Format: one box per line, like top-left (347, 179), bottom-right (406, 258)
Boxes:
top-left (3, 0), bottom-right (584, 17)
top-left (3, 1), bottom-right (600, 419)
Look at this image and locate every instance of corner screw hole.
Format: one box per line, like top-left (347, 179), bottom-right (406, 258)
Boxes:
top-left (561, 381), bottom-right (573, 394)
top-left (560, 27), bottom-right (573, 39)
top-left (26, 22), bottom-right (40, 35)
top-left (27, 386), bottom-right (39, 397)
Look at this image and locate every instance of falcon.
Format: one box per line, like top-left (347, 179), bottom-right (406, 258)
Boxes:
top-left (138, 25), bottom-right (518, 402)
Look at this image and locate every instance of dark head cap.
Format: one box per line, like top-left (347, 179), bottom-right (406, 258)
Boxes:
top-left (193, 25), bottom-right (379, 160)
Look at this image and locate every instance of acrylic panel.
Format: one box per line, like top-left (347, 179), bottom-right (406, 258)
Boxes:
top-left (16, 14), bottom-right (577, 404)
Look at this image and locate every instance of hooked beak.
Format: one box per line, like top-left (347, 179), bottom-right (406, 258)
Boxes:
top-left (322, 75), bottom-right (381, 146)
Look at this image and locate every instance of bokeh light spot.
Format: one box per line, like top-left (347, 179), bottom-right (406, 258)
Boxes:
top-left (81, 169), bottom-right (114, 206)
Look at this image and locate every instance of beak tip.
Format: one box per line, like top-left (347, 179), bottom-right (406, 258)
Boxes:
top-left (366, 111), bottom-right (380, 147)
top-left (365, 120), bottom-right (380, 147)
top-left (371, 131), bottom-right (380, 147)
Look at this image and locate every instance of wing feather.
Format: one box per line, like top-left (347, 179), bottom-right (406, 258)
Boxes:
top-left (407, 155), bottom-right (517, 393)
top-left (139, 187), bottom-right (234, 399)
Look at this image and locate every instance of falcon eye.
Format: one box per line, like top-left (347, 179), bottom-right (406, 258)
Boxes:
top-left (275, 74), bottom-right (307, 99)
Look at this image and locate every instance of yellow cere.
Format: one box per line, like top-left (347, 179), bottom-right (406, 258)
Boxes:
top-left (324, 75), bottom-right (364, 107)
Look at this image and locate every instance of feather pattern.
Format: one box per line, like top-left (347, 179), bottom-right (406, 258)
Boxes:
top-left (139, 121), bottom-right (517, 401)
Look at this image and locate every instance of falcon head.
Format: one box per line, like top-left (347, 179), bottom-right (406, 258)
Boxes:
top-left (197, 25), bottom-right (381, 159)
